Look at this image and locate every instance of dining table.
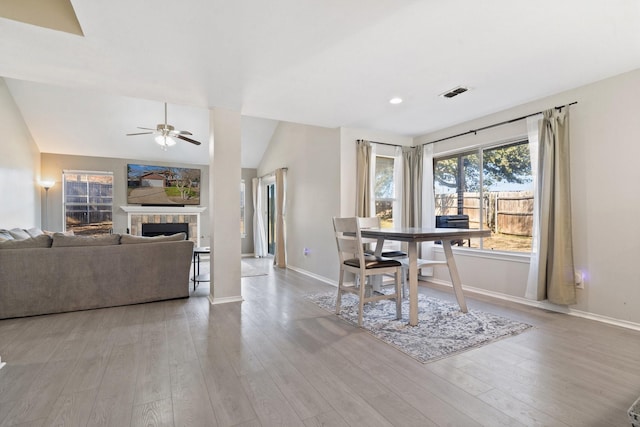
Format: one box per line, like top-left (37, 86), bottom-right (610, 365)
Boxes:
top-left (359, 227), bottom-right (491, 326)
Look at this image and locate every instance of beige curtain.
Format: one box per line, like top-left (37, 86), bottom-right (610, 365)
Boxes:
top-left (526, 109), bottom-right (576, 305)
top-left (252, 177), bottom-right (267, 258)
top-left (356, 140), bottom-right (372, 216)
top-left (273, 168), bottom-right (287, 268)
top-left (401, 146), bottom-right (423, 228)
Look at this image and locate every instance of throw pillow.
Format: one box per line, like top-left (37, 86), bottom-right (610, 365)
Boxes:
top-left (0, 234), bottom-right (52, 249)
top-left (8, 228), bottom-right (30, 240)
top-left (43, 230), bottom-right (74, 236)
top-left (25, 227), bottom-right (44, 237)
top-left (120, 232), bottom-right (187, 244)
top-left (52, 233), bottom-right (121, 247)
top-left (0, 230), bottom-right (14, 241)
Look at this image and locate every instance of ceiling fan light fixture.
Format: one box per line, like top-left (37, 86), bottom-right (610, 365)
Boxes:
top-left (155, 135), bottom-right (176, 148)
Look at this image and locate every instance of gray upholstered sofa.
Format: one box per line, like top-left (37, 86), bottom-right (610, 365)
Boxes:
top-left (0, 229), bottom-right (194, 319)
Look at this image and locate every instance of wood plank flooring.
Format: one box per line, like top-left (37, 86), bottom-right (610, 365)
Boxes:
top-left (1, 259), bottom-right (639, 426)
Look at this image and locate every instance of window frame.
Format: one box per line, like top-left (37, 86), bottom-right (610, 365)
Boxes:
top-left (432, 137), bottom-right (533, 254)
top-left (62, 170), bottom-right (114, 235)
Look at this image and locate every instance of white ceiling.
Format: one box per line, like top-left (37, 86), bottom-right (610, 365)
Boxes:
top-left (1, 0), bottom-right (640, 166)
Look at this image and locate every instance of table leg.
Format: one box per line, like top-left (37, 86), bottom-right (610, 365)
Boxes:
top-left (192, 252), bottom-right (196, 291)
top-left (442, 241), bottom-right (468, 312)
top-left (407, 241), bottom-right (418, 326)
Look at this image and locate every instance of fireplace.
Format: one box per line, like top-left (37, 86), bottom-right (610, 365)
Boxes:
top-left (121, 206), bottom-right (207, 247)
top-left (142, 222), bottom-right (189, 239)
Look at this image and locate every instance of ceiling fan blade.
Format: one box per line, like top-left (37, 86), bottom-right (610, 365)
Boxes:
top-left (126, 132), bottom-right (154, 136)
top-left (176, 134), bottom-right (202, 146)
top-left (137, 127), bottom-right (156, 131)
top-left (174, 130), bottom-right (193, 136)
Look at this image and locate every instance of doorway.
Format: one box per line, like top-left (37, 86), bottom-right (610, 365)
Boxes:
top-left (267, 183), bottom-right (276, 255)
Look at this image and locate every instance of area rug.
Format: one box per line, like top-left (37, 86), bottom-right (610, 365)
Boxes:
top-left (305, 291), bottom-right (532, 363)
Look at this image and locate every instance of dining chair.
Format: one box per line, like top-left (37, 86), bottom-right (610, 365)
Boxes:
top-left (332, 217), bottom-right (403, 327)
top-left (358, 216), bottom-right (447, 297)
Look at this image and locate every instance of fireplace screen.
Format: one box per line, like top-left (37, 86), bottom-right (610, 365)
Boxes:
top-left (141, 223), bottom-right (189, 239)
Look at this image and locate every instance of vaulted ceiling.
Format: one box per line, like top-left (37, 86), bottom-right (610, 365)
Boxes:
top-left (1, 0), bottom-right (639, 166)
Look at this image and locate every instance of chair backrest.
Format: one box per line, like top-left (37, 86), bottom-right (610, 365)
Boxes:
top-left (357, 216), bottom-right (381, 249)
top-left (332, 217), bottom-right (364, 265)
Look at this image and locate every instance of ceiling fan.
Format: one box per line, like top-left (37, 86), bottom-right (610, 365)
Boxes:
top-left (126, 102), bottom-right (202, 149)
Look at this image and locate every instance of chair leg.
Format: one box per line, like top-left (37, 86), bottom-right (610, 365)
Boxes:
top-left (336, 269), bottom-right (344, 315)
top-left (395, 269), bottom-right (402, 320)
top-left (358, 274), bottom-right (365, 327)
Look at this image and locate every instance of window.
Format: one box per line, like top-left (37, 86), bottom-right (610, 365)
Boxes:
top-left (433, 140), bottom-right (533, 252)
top-left (240, 180), bottom-right (246, 238)
top-left (63, 171), bottom-right (113, 235)
top-left (374, 155), bottom-right (397, 228)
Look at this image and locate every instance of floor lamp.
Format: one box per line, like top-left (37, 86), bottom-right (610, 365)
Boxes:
top-left (40, 180), bottom-right (55, 230)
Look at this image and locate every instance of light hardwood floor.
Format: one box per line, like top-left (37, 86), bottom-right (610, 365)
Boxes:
top-left (1, 259), bottom-right (639, 426)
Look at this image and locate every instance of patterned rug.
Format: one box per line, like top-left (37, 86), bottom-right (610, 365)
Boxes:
top-left (306, 291), bottom-right (532, 363)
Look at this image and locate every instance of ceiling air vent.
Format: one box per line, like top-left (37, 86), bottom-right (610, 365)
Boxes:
top-left (440, 86), bottom-right (469, 98)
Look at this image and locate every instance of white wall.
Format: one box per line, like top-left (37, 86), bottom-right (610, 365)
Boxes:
top-left (210, 108), bottom-right (242, 303)
top-left (0, 78), bottom-right (40, 229)
top-left (415, 68), bottom-right (640, 325)
top-left (258, 121), bottom-right (341, 281)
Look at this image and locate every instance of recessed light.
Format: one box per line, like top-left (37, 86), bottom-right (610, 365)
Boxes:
top-left (389, 97), bottom-right (403, 105)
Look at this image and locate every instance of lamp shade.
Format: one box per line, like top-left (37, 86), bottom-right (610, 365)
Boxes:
top-left (39, 180), bottom-right (55, 190)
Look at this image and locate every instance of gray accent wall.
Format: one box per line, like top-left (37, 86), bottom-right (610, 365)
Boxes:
top-left (40, 153), bottom-right (210, 242)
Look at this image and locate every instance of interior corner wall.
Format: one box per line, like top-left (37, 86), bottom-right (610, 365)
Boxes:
top-left (414, 68), bottom-right (640, 325)
top-left (258, 121), bottom-right (341, 281)
top-left (241, 168), bottom-right (257, 255)
top-left (0, 77), bottom-right (40, 229)
top-left (39, 153), bottom-right (210, 241)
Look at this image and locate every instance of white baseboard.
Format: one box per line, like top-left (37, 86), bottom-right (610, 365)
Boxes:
top-left (241, 253), bottom-right (254, 258)
top-left (428, 278), bottom-right (640, 332)
top-left (0, 356), bottom-right (5, 370)
top-left (208, 295), bottom-right (244, 305)
top-left (286, 265), bottom-right (337, 287)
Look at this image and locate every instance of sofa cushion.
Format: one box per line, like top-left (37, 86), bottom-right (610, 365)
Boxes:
top-left (52, 233), bottom-right (121, 247)
top-left (0, 234), bottom-right (52, 249)
top-left (120, 232), bottom-right (187, 244)
top-left (8, 228), bottom-right (30, 240)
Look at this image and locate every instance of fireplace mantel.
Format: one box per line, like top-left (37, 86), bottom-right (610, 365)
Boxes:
top-left (121, 206), bottom-right (207, 214)
top-left (121, 205), bottom-right (207, 247)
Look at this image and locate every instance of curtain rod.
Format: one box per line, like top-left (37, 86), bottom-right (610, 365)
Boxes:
top-left (421, 101), bottom-right (577, 146)
top-left (356, 139), bottom-right (405, 148)
top-left (259, 167), bottom-right (288, 180)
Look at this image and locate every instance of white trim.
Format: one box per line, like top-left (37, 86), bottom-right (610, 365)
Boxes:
top-left (433, 246), bottom-right (532, 263)
top-left (209, 295), bottom-right (244, 305)
top-left (120, 206), bottom-right (207, 214)
top-left (63, 169), bottom-right (113, 175)
top-left (428, 278), bottom-right (640, 332)
top-left (0, 356), bottom-right (5, 370)
top-left (286, 265), bottom-right (337, 287)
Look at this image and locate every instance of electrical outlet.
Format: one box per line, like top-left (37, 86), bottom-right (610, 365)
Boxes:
top-left (574, 270), bottom-right (584, 289)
